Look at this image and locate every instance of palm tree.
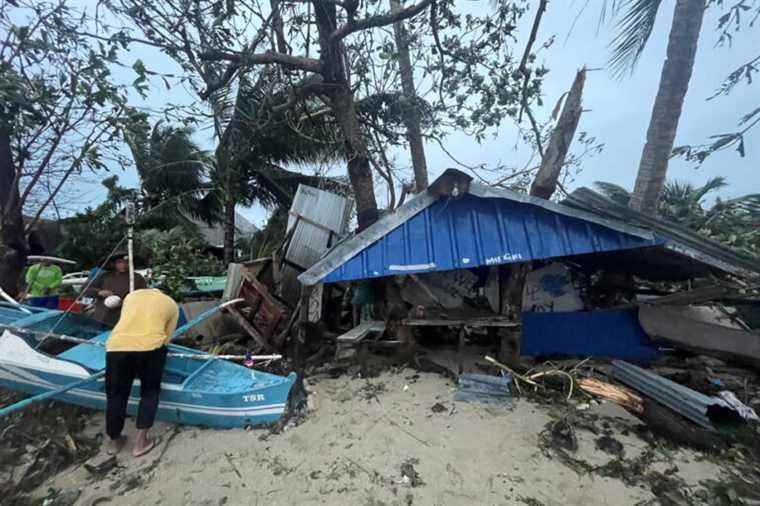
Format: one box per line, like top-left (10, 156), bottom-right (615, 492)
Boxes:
top-left (605, 0), bottom-right (707, 213)
top-left (122, 111), bottom-right (219, 229)
top-left (594, 178), bottom-right (760, 257)
top-left (211, 75), bottom-right (345, 263)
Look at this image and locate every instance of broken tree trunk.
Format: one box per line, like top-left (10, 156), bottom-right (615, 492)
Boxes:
top-left (504, 68), bottom-right (587, 358)
top-left (529, 67), bottom-right (587, 199)
top-left (390, 0), bottom-right (428, 192)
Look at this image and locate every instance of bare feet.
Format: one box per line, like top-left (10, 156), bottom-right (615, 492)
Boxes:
top-left (106, 435), bottom-right (127, 455)
top-left (133, 429), bottom-right (156, 457)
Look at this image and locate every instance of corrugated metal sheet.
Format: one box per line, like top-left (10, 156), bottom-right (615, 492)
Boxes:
top-left (286, 185), bottom-right (352, 269)
top-left (318, 192), bottom-right (660, 284)
top-left (612, 360), bottom-right (721, 430)
top-left (280, 185), bottom-right (352, 301)
top-left (565, 188), bottom-right (760, 279)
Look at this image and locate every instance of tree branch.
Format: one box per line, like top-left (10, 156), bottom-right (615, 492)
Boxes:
top-left (23, 121), bottom-right (112, 233)
top-left (517, 0), bottom-right (548, 122)
top-left (330, 0), bottom-right (434, 40)
top-left (199, 49), bottom-right (322, 73)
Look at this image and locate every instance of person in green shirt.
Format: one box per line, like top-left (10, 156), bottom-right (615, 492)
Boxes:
top-left (25, 259), bottom-right (63, 308)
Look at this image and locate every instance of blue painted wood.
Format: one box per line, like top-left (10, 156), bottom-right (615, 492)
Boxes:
top-left (0, 370), bottom-right (106, 417)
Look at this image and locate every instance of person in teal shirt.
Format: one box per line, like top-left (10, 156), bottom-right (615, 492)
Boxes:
top-left (25, 259), bottom-right (63, 309)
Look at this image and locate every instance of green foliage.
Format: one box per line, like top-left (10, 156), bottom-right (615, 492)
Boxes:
top-left (141, 228), bottom-right (224, 301)
top-left (237, 208), bottom-right (288, 260)
top-left (210, 75), bottom-right (345, 212)
top-left (123, 110), bottom-right (220, 226)
top-left (602, 0), bottom-right (664, 78)
top-left (1, 1), bottom-right (129, 213)
top-left (56, 180), bottom-right (131, 267)
top-left (56, 175), bottom-right (204, 268)
top-left (594, 179), bottom-right (760, 257)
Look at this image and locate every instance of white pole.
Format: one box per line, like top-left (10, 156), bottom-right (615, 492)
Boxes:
top-left (0, 287), bottom-right (32, 314)
top-left (128, 226), bottom-right (135, 293)
top-left (126, 201), bottom-right (136, 293)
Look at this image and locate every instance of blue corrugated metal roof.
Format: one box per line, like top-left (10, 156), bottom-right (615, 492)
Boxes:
top-left (321, 193), bottom-right (661, 284)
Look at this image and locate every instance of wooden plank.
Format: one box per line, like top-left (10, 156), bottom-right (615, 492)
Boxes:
top-left (226, 306), bottom-right (273, 352)
top-left (639, 305), bottom-right (760, 367)
top-left (401, 318), bottom-right (519, 328)
top-left (650, 285), bottom-right (743, 305)
top-left (336, 321), bottom-right (385, 343)
top-left (247, 277), bottom-right (284, 320)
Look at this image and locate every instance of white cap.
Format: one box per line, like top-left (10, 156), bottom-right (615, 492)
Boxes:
top-left (104, 295), bottom-right (122, 309)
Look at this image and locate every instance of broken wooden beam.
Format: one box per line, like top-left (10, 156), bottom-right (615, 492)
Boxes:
top-left (226, 306), bottom-right (273, 352)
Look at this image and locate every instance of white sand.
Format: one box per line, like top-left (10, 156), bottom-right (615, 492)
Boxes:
top-left (33, 368), bottom-right (725, 506)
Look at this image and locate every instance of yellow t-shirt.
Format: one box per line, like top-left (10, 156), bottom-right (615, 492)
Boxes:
top-left (106, 289), bottom-right (179, 352)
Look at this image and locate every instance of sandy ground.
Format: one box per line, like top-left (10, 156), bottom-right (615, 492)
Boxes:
top-left (30, 363), bottom-right (727, 506)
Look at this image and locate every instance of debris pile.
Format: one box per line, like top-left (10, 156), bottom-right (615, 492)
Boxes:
top-left (0, 391), bottom-right (98, 504)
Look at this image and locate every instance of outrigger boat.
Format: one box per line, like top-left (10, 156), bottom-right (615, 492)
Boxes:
top-left (0, 302), bottom-right (296, 428)
top-left (0, 301), bottom-right (110, 338)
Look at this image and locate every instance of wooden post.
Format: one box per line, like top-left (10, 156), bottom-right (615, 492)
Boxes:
top-left (293, 284), bottom-right (313, 397)
top-left (359, 340), bottom-right (369, 377)
top-left (457, 326), bottom-right (466, 376)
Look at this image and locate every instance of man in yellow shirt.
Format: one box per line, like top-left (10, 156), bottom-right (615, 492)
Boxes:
top-left (105, 288), bottom-right (179, 457)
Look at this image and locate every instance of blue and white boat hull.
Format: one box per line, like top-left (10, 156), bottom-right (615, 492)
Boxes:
top-left (0, 330), bottom-right (296, 429)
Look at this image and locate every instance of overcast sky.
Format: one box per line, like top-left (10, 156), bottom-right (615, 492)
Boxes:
top-left (76, 1), bottom-right (759, 227)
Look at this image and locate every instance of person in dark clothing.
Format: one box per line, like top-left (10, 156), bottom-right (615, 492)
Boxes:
top-left (85, 254), bottom-right (146, 325)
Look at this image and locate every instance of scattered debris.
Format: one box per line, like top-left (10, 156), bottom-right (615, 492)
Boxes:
top-left (639, 304), bottom-right (760, 368)
top-left (578, 377), bottom-right (643, 414)
top-left (454, 373), bottom-right (512, 407)
top-left (430, 402), bottom-right (447, 414)
top-left (41, 488), bottom-right (81, 506)
top-left (359, 381), bottom-right (387, 402)
top-left (84, 453), bottom-right (117, 476)
top-left (399, 458), bottom-right (423, 488)
top-left (0, 393), bottom-right (98, 504)
top-left (613, 360), bottom-right (756, 431)
top-left (595, 435), bottom-right (624, 457)
top-left (547, 419), bottom-right (578, 453)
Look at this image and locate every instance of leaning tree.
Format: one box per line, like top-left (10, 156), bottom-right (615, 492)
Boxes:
top-left (101, 0), bottom-right (546, 236)
top-left (0, 1), bottom-right (128, 294)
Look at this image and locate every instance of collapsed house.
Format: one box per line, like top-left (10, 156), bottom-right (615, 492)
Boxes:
top-left (297, 169), bottom-right (760, 367)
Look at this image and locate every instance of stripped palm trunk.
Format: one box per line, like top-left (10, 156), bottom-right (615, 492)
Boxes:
top-left (629, 0), bottom-right (706, 213)
top-left (501, 69), bottom-right (587, 362)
